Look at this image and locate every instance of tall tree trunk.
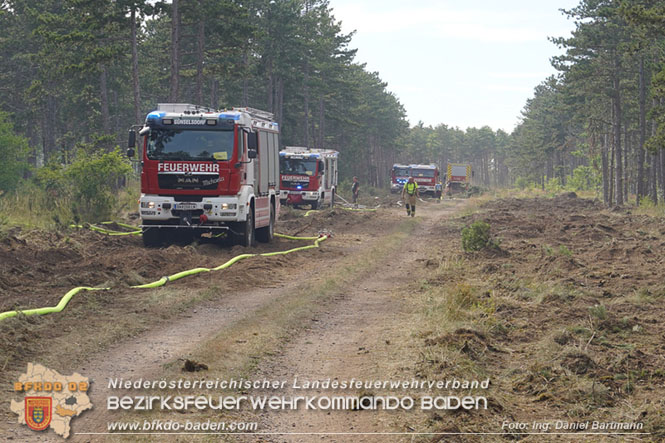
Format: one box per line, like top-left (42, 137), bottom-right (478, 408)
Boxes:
top-left (623, 126), bottom-right (629, 202)
top-left (100, 64), bottom-right (110, 134)
top-left (317, 96), bottom-right (324, 149)
top-left (131, 7), bottom-right (141, 125)
top-left (169, 0), bottom-right (181, 102)
top-left (196, 2), bottom-right (205, 105)
top-left (43, 95), bottom-right (57, 163)
top-left (637, 57), bottom-right (646, 202)
top-left (612, 56), bottom-right (623, 206)
top-left (650, 98), bottom-right (658, 204)
top-left (609, 131), bottom-right (615, 206)
top-left (210, 78), bottom-right (218, 109)
top-left (277, 77), bottom-right (284, 131)
top-left (242, 49), bottom-right (249, 107)
top-left (661, 99), bottom-right (665, 201)
top-left (649, 153), bottom-right (658, 204)
top-left (266, 57), bottom-right (274, 113)
top-left (658, 148), bottom-right (665, 201)
top-left (303, 66), bottom-right (310, 147)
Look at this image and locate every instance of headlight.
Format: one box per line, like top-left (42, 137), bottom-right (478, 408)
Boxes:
top-left (141, 201), bottom-right (156, 209)
top-left (221, 203), bottom-right (237, 210)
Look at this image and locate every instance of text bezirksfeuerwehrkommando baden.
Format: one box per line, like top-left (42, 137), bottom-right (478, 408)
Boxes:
top-left (106, 377), bottom-right (490, 411)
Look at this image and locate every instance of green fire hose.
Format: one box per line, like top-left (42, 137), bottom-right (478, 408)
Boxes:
top-left (0, 228), bottom-right (328, 323)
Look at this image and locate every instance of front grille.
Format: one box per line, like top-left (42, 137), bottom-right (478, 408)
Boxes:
top-left (158, 173), bottom-right (219, 190)
top-left (171, 209), bottom-right (204, 217)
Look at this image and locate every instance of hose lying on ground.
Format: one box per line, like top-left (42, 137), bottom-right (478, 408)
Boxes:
top-left (132, 234), bottom-right (327, 289)
top-left (0, 229), bottom-right (328, 323)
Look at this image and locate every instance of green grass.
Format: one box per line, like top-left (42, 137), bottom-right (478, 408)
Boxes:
top-left (0, 178), bottom-right (140, 231)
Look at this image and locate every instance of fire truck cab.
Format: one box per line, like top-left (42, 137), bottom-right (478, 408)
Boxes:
top-left (279, 147), bottom-right (339, 209)
top-left (128, 104), bottom-right (280, 247)
top-left (390, 163), bottom-right (411, 193)
top-left (410, 164), bottom-right (442, 198)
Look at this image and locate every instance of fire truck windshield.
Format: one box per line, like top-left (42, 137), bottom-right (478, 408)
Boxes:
top-left (393, 167), bottom-right (410, 176)
top-left (280, 157), bottom-right (317, 176)
top-left (412, 169), bottom-right (436, 178)
top-left (147, 129), bottom-right (234, 161)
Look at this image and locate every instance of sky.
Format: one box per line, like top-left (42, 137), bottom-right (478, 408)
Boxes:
top-left (328, 0), bottom-right (581, 132)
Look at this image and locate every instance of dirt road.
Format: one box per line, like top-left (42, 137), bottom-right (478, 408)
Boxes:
top-left (2, 199), bottom-right (463, 442)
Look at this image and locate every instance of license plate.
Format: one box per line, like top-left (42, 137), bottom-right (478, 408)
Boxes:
top-left (175, 203), bottom-right (198, 210)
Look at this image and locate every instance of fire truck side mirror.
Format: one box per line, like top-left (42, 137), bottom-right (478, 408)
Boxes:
top-left (128, 129), bottom-right (136, 148)
top-left (127, 130), bottom-right (136, 158)
top-left (246, 131), bottom-right (258, 159)
top-left (247, 132), bottom-right (258, 150)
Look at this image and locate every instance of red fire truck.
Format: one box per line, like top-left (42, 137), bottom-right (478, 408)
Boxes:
top-left (128, 104), bottom-right (280, 247)
top-left (409, 164), bottom-right (442, 198)
top-left (390, 163), bottom-right (411, 193)
top-left (279, 147), bottom-right (339, 209)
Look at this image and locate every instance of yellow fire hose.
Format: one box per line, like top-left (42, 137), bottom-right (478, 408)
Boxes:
top-left (0, 228), bottom-right (328, 323)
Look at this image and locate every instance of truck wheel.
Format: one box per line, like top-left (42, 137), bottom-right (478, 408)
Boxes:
top-left (142, 227), bottom-right (162, 247)
top-left (330, 190), bottom-right (335, 208)
top-left (236, 208), bottom-right (256, 247)
top-left (311, 200), bottom-right (319, 210)
top-left (256, 203), bottom-right (275, 243)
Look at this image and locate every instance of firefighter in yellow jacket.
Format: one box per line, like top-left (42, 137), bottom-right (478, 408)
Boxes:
top-left (401, 177), bottom-right (419, 217)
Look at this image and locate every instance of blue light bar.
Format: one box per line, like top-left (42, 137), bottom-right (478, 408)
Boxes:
top-left (146, 111), bottom-right (166, 122)
top-left (219, 113), bottom-right (240, 120)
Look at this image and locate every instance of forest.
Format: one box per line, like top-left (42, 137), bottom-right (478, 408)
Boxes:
top-left (1, 0), bottom-right (665, 220)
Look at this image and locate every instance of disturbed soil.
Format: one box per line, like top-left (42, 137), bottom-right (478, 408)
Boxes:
top-left (1, 193), bottom-right (664, 442)
top-left (415, 193), bottom-right (665, 441)
top-left (0, 206), bottom-right (376, 389)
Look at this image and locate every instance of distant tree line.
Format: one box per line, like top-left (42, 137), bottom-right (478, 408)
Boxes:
top-left (509, 0), bottom-right (665, 205)
top-left (0, 0), bottom-right (408, 189)
top-left (3, 0), bottom-right (664, 203)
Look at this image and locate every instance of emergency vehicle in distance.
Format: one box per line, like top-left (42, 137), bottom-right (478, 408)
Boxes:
top-left (128, 104), bottom-right (280, 247)
top-left (409, 164), bottom-right (442, 198)
top-left (279, 147), bottom-right (339, 209)
top-left (390, 163), bottom-right (411, 193)
top-left (445, 162), bottom-right (473, 194)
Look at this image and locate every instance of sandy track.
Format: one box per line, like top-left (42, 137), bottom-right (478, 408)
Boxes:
top-left (2, 200), bottom-right (464, 442)
top-left (250, 202), bottom-right (464, 442)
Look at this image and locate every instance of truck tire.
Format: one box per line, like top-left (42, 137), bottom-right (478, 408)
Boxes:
top-left (142, 227), bottom-right (162, 247)
top-left (311, 199), bottom-right (319, 210)
top-left (330, 190), bottom-right (335, 208)
top-left (236, 208), bottom-right (256, 247)
top-left (256, 203), bottom-right (275, 243)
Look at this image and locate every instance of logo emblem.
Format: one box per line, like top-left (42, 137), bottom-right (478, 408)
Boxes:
top-left (25, 397), bottom-right (52, 431)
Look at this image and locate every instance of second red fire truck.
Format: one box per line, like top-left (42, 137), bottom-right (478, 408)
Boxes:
top-left (391, 164), bottom-right (442, 198)
top-left (279, 147), bottom-right (339, 209)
